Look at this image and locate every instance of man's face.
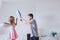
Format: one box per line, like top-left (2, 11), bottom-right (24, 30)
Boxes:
top-left (28, 16), bottom-right (32, 20)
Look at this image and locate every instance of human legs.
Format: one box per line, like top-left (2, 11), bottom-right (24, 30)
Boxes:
top-left (30, 37), bottom-right (33, 40)
top-left (30, 36), bottom-right (39, 40)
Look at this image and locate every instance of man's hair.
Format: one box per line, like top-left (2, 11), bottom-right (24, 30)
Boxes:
top-left (28, 13), bottom-right (33, 18)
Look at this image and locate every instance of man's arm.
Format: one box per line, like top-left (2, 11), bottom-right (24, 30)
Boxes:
top-left (21, 17), bottom-right (31, 24)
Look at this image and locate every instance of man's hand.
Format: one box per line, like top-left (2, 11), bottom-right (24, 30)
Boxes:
top-left (20, 16), bottom-right (23, 19)
top-left (20, 16), bottom-right (23, 21)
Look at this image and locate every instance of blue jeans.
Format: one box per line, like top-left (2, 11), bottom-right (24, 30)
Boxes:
top-left (30, 36), bottom-right (39, 40)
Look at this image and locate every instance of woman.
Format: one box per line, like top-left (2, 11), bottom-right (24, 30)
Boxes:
top-left (9, 16), bottom-right (18, 40)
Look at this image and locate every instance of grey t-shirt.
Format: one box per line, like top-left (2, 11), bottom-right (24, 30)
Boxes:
top-left (30, 19), bottom-right (38, 37)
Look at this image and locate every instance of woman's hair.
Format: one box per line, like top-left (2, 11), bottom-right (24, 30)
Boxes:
top-left (9, 16), bottom-right (15, 24)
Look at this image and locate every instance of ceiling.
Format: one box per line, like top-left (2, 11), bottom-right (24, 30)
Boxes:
top-left (3, 0), bottom-right (18, 2)
top-left (2, 0), bottom-right (30, 2)
top-left (2, 0), bottom-right (60, 2)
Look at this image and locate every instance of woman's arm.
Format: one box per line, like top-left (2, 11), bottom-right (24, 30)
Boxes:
top-left (15, 18), bottom-right (18, 25)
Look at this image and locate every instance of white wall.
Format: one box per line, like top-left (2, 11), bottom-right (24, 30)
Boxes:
top-left (0, 0), bottom-right (60, 40)
top-left (36, 0), bottom-right (60, 35)
top-left (0, 0), bottom-right (2, 8)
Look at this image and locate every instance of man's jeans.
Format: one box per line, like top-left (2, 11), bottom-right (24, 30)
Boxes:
top-left (30, 36), bottom-right (39, 40)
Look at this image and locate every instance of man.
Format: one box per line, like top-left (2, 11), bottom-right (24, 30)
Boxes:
top-left (21, 13), bottom-right (39, 40)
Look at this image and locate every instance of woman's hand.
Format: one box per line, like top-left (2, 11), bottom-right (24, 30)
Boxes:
top-left (16, 18), bottom-right (18, 21)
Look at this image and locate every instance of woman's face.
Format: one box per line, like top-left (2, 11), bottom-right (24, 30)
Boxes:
top-left (9, 18), bottom-right (11, 22)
